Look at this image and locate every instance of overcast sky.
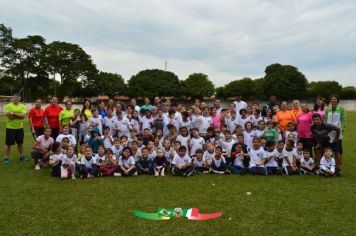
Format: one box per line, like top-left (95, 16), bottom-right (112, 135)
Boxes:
top-left (1, 0), bottom-right (355, 87)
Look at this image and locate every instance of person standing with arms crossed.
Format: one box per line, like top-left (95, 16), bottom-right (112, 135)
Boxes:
top-left (43, 96), bottom-right (63, 140)
top-left (3, 94), bottom-right (27, 165)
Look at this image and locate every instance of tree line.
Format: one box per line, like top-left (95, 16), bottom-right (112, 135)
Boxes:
top-left (1, 23), bottom-right (356, 102)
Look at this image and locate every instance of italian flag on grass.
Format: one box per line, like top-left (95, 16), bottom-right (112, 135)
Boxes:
top-left (134, 208), bottom-right (222, 221)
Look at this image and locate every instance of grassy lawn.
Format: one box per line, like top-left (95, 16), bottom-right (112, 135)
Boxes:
top-left (0, 113), bottom-right (356, 236)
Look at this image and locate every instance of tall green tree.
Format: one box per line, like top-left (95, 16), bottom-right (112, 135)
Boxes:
top-left (128, 69), bottom-right (180, 97)
top-left (84, 71), bottom-right (127, 97)
top-left (0, 34), bottom-right (46, 99)
top-left (307, 81), bottom-right (343, 100)
top-left (42, 41), bottom-right (97, 83)
top-left (263, 63), bottom-right (308, 99)
top-left (180, 73), bottom-right (215, 99)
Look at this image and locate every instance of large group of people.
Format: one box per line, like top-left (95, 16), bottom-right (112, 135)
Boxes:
top-left (3, 93), bottom-right (345, 178)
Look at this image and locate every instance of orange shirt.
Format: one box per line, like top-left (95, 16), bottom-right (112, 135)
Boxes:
top-left (292, 108), bottom-right (302, 120)
top-left (274, 110), bottom-right (296, 131)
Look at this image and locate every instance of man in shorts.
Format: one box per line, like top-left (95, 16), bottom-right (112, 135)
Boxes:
top-left (3, 94), bottom-right (27, 165)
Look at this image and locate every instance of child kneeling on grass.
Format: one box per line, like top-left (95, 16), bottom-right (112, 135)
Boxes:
top-left (229, 143), bottom-right (248, 175)
top-left (264, 140), bottom-right (282, 175)
top-left (319, 147), bottom-right (336, 177)
top-left (154, 148), bottom-right (167, 177)
top-left (171, 146), bottom-right (194, 177)
top-left (100, 148), bottom-right (118, 176)
top-left (249, 137), bottom-right (267, 175)
top-left (210, 146), bottom-right (230, 174)
top-left (80, 146), bottom-right (97, 178)
top-left (49, 142), bottom-right (64, 177)
top-left (300, 149), bottom-right (316, 175)
top-left (115, 147), bottom-right (137, 177)
top-left (282, 140), bottom-right (298, 175)
top-left (61, 145), bottom-right (77, 179)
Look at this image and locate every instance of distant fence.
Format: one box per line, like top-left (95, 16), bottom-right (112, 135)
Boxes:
top-left (1, 100), bottom-right (356, 115)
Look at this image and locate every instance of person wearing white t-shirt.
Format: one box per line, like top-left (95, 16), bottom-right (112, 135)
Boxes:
top-left (171, 146), bottom-right (193, 177)
top-left (115, 147), bottom-right (137, 176)
top-left (199, 107), bottom-right (213, 135)
top-left (233, 94), bottom-right (247, 114)
top-left (203, 143), bottom-right (215, 167)
top-left (88, 109), bottom-right (103, 135)
top-left (56, 126), bottom-right (76, 146)
top-left (319, 147), bottom-right (336, 176)
top-left (189, 129), bottom-right (205, 156)
top-left (210, 146), bottom-right (229, 174)
top-left (176, 127), bottom-right (190, 149)
top-left (264, 140), bottom-right (282, 175)
top-left (222, 130), bottom-right (236, 158)
top-left (103, 108), bottom-right (118, 137)
top-left (282, 140), bottom-right (297, 175)
top-left (249, 138), bottom-right (267, 175)
top-left (230, 143), bottom-right (248, 175)
top-left (300, 149), bottom-right (316, 175)
top-left (116, 111), bottom-right (131, 138)
top-left (192, 149), bottom-right (208, 173)
top-left (226, 110), bottom-right (239, 133)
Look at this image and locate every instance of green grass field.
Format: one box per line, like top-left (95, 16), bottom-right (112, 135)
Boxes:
top-left (0, 114), bottom-right (355, 236)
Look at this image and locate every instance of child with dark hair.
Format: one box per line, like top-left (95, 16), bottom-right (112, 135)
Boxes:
top-left (300, 149), bottom-right (316, 175)
top-left (264, 140), bottom-right (282, 175)
top-left (172, 146), bottom-right (194, 177)
top-left (249, 138), bottom-right (267, 175)
top-left (210, 146), bottom-right (229, 174)
top-left (137, 147), bottom-right (153, 175)
top-left (115, 147), bottom-right (137, 176)
top-left (229, 143), bottom-right (248, 175)
top-left (282, 140), bottom-right (297, 175)
top-left (49, 142), bottom-right (63, 177)
top-left (193, 149), bottom-right (208, 173)
top-left (80, 146), bottom-right (97, 178)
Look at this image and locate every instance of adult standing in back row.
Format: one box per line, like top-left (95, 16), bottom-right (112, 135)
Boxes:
top-left (233, 93), bottom-right (247, 115)
top-left (3, 94), bottom-right (27, 165)
top-left (44, 96), bottom-right (63, 140)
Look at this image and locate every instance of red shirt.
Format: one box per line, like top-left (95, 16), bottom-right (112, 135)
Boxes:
top-left (44, 105), bottom-right (63, 128)
top-left (29, 107), bottom-right (44, 128)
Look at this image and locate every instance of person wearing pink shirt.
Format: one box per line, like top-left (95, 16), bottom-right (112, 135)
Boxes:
top-left (211, 107), bottom-right (223, 129)
top-left (312, 97), bottom-right (327, 122)
top-left (297, 103), bottom-right (313, 153)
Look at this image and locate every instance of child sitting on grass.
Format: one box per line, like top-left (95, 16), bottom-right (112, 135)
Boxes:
top-left (137, 147), bottom-right (153, 175)
top-left (115, 147), bottom-right (137, 177)
top-left (80, 146), bottom-right (97, 178)
top-left (300, 149), bottom-right (316, 175)
top-left (248, 137), bottom-right (266, 175)
top-left (61, 145), bottom-right (77, 179)
top-left (172, 146), bottom-right (193, 177)
top-left (282, 140), bottom-right (298, 175)
top-left (100, 148), bottom-right (118, 176)
top-left (153, 148), bottom-right (167, 177)
top-left (193, 149), bottom-right (208, 173)
top-left (210, 146), bottom-right (229, 174)
top-left (319, 147), bottom-right (336, 177)
top-left (49, 142), bottom-right (64, 177)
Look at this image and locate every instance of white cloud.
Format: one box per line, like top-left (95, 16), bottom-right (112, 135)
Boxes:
top-left (1, 0), bottom-right (356, 87)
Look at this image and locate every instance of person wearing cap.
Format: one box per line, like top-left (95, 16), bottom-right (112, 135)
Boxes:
top-left (3, 94), bottom-right (27, 164)
top-left (233, 93), bottom-right (247, 115)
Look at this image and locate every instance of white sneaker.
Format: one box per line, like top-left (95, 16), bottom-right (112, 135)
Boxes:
top-left (35, 164), bottom-right (40, 170)
top-left (155, 171), bottom-right (159, 177)
top-left (114, 172), bottom-right (122, 177)
top-left (161, 168), bottom-right (165, 176)
top-left (72, 175), bottom-right (76, 180)
top-left (133, 171), bottom-right (138, 176)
